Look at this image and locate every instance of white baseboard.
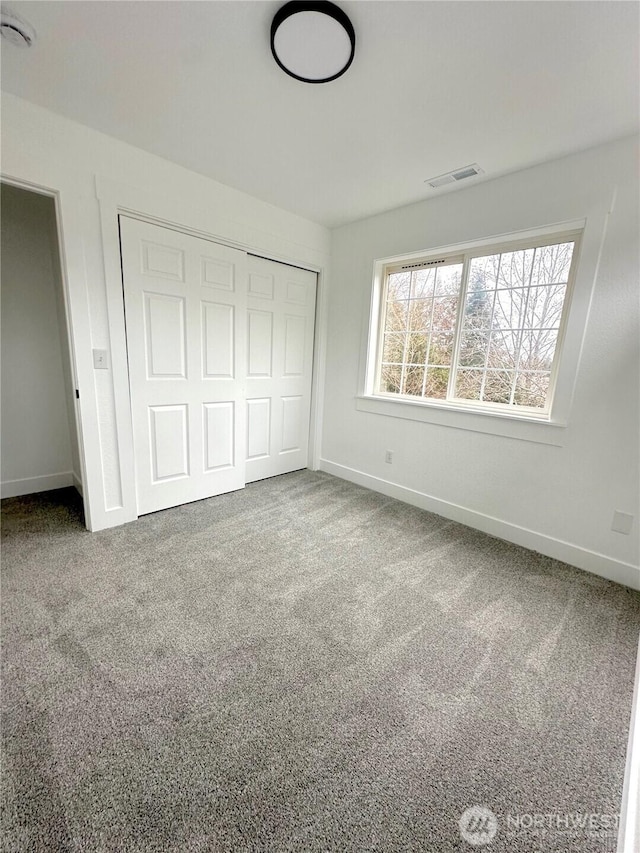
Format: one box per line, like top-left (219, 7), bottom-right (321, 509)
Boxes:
top-left (319, 459), bottom-right (640, 591)
top-left (618, 636), bottom-right (640, 852)
top-left (1, 472), bottom-right (75, 499)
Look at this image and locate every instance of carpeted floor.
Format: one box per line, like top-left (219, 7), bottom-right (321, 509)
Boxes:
top-left (1, 471), bottom-right (639, 852)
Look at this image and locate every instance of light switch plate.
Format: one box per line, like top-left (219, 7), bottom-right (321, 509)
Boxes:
top-left (93, 349), bottom-right (109, 369)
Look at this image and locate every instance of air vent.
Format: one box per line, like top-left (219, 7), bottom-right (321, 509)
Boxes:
top-left (401, 258), bottom-right (447, 270)
top-left (425, 163), bottom-right (484, 189)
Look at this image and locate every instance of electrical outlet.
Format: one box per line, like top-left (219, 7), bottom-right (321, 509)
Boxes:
top-left (385, 450), bottom-right (393, 464)
top-left (611, 511), bottom-right (634, 535)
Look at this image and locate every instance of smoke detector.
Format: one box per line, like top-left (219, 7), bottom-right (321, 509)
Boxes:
top-left (425, 164), bottom-right (484, 189)
top-left (0, 5), bottom-right (36, 47)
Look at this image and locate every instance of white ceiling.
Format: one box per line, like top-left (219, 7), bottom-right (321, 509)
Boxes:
top-left (1, 1), bottom-right (638, 228)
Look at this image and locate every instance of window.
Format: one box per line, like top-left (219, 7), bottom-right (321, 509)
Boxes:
top-left (373, 232), bottom-right (580, 419)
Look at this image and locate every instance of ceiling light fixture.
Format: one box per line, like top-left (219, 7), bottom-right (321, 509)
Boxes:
top-left (271, 1), bottom-right (355, 84)
top-left (0, 5), bottom-right (36, 47)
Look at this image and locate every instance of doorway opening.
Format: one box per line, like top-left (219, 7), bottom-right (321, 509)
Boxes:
top-left (1, 182), bottom-right (84, 518)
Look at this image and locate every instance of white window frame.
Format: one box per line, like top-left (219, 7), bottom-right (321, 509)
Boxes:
top-left (357, 218), bottom-right (599, 447)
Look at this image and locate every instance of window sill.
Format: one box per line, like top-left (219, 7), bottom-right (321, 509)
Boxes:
top-left (355, 394), bottom-right (567, 446)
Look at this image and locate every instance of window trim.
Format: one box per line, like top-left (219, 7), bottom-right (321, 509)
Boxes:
top-left (360, 217), bottom-right (598, 445)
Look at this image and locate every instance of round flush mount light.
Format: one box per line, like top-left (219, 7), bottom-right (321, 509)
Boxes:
top-left (0, 5), bottom-right (36, 47)
top-left (271, 1), bottom-right (355, 84)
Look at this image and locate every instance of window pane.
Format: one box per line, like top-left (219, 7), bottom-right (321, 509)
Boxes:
top-left (469, 255), bottom-right (500, 291)
top-left (380, 364), bottom-right (402, 393)
top-left (387, 271), bottom-right (411, 301)
top-left (525, 283), bottom-right (566, 329)
top-left (492, 288), bottom-right (527, 330)
top-left (424, 367), bottom-right (449, 399)
top-left (455, 368), bottom-right (483, 400)
top-left (435, 264), bottom-right (463, 296)
top-left (530, 242), bottom-right (574, 286)
top-left (518, 329), bottom-right (559, 371)
top-left (432, 297), bottom-right (459, 330)
top-left (411, 267), bottom-right (436, 298)
top-left (385, 300), bottom-right (409, 332)
top-left (428, 331), bottom-right (454, 365)
top-left (482, 370), bottom-right (514, 404)
top-left (383, 333), bottom-right (405, 363)
top-left (405, 333), bottom-right (428, 364)
top-left (487, 330), bottom-right (518, 369)
top-left (378, 262), bottom-right (463, 397)
top-left (497, 249), bottom-right (535, 289)
top-left (402, 365), bottom-right (425, 397)
top-left (459, 330), bottom-right (489, 367)
top-left (462, 288), bottom-right (493, 330)
top-left (453, 240), bottom-right (575, 412)
top-left (513, 372), bottom-right (550, 408)
top-left (408, 299), bottom-right (432, 331)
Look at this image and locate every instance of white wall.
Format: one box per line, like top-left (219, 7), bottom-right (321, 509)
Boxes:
top-left (1, 184), bottom-right (80, 497)
top-left (0, 93), bottom-right (331, 530)
top-left (322, 135), bottom-right (640, 589)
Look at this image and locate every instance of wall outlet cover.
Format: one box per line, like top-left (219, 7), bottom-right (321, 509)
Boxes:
top-left (611, 511), bottom-right (634, 535)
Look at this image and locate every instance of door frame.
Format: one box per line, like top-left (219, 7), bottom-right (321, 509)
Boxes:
top-left (0, 176), bottom-right (89, 525)
top-left (96, 176), bottom-right (328, 524)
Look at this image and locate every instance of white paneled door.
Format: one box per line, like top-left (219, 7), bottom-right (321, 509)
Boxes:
top-left (245, 255), bottom-right (317, 483)
top-left (120, 217), bottom-right (247, 515)
top-left (120, 218), bottom-right (317, 515)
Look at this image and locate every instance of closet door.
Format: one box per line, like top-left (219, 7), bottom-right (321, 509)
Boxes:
top-left (245, 256), bottom-right (317, 483)
top-left (120, 217), bottom-right (247, 515)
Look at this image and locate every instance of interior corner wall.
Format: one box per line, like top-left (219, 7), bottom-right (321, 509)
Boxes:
top-left (0, 183), bottom-right (77, 497)
top-left (322, 135), bottom-right (640, 589)
top-left (0, 93), bottom-right (331, 531)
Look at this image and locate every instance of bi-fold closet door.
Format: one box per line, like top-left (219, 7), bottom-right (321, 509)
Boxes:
top-left (119, 216), bottom-right (317, 516)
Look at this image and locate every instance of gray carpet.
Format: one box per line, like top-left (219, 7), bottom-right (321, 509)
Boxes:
top-left (1, 471), bottom-right (639, 852)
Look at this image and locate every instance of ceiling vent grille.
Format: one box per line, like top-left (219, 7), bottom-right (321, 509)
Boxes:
top-left (425, 163), bottom-right (484, 189)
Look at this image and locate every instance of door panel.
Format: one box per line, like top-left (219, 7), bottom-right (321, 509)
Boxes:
top-left (202, 301), bottom-right (234, 378)
top-left (247, 397), bottom-right (271, 459)
top-left (141, 240), bottom-right (185, 281)
top-left (281, 396), bottom-right (303, 452)
top-left (248, 310), bottom-right (274, 376)
top-left (149, 405), bottom-right (189, 481)
top-left (245, 256), bottom-right (317, 483)
top-left (120, 217), bottom-right (247, 515)
top-left (203, 402), bottom-right (235, 471)
top-left (144, 293), bottom-right (186, 378)
top-left (283, 315), bottom-right (306, 375)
